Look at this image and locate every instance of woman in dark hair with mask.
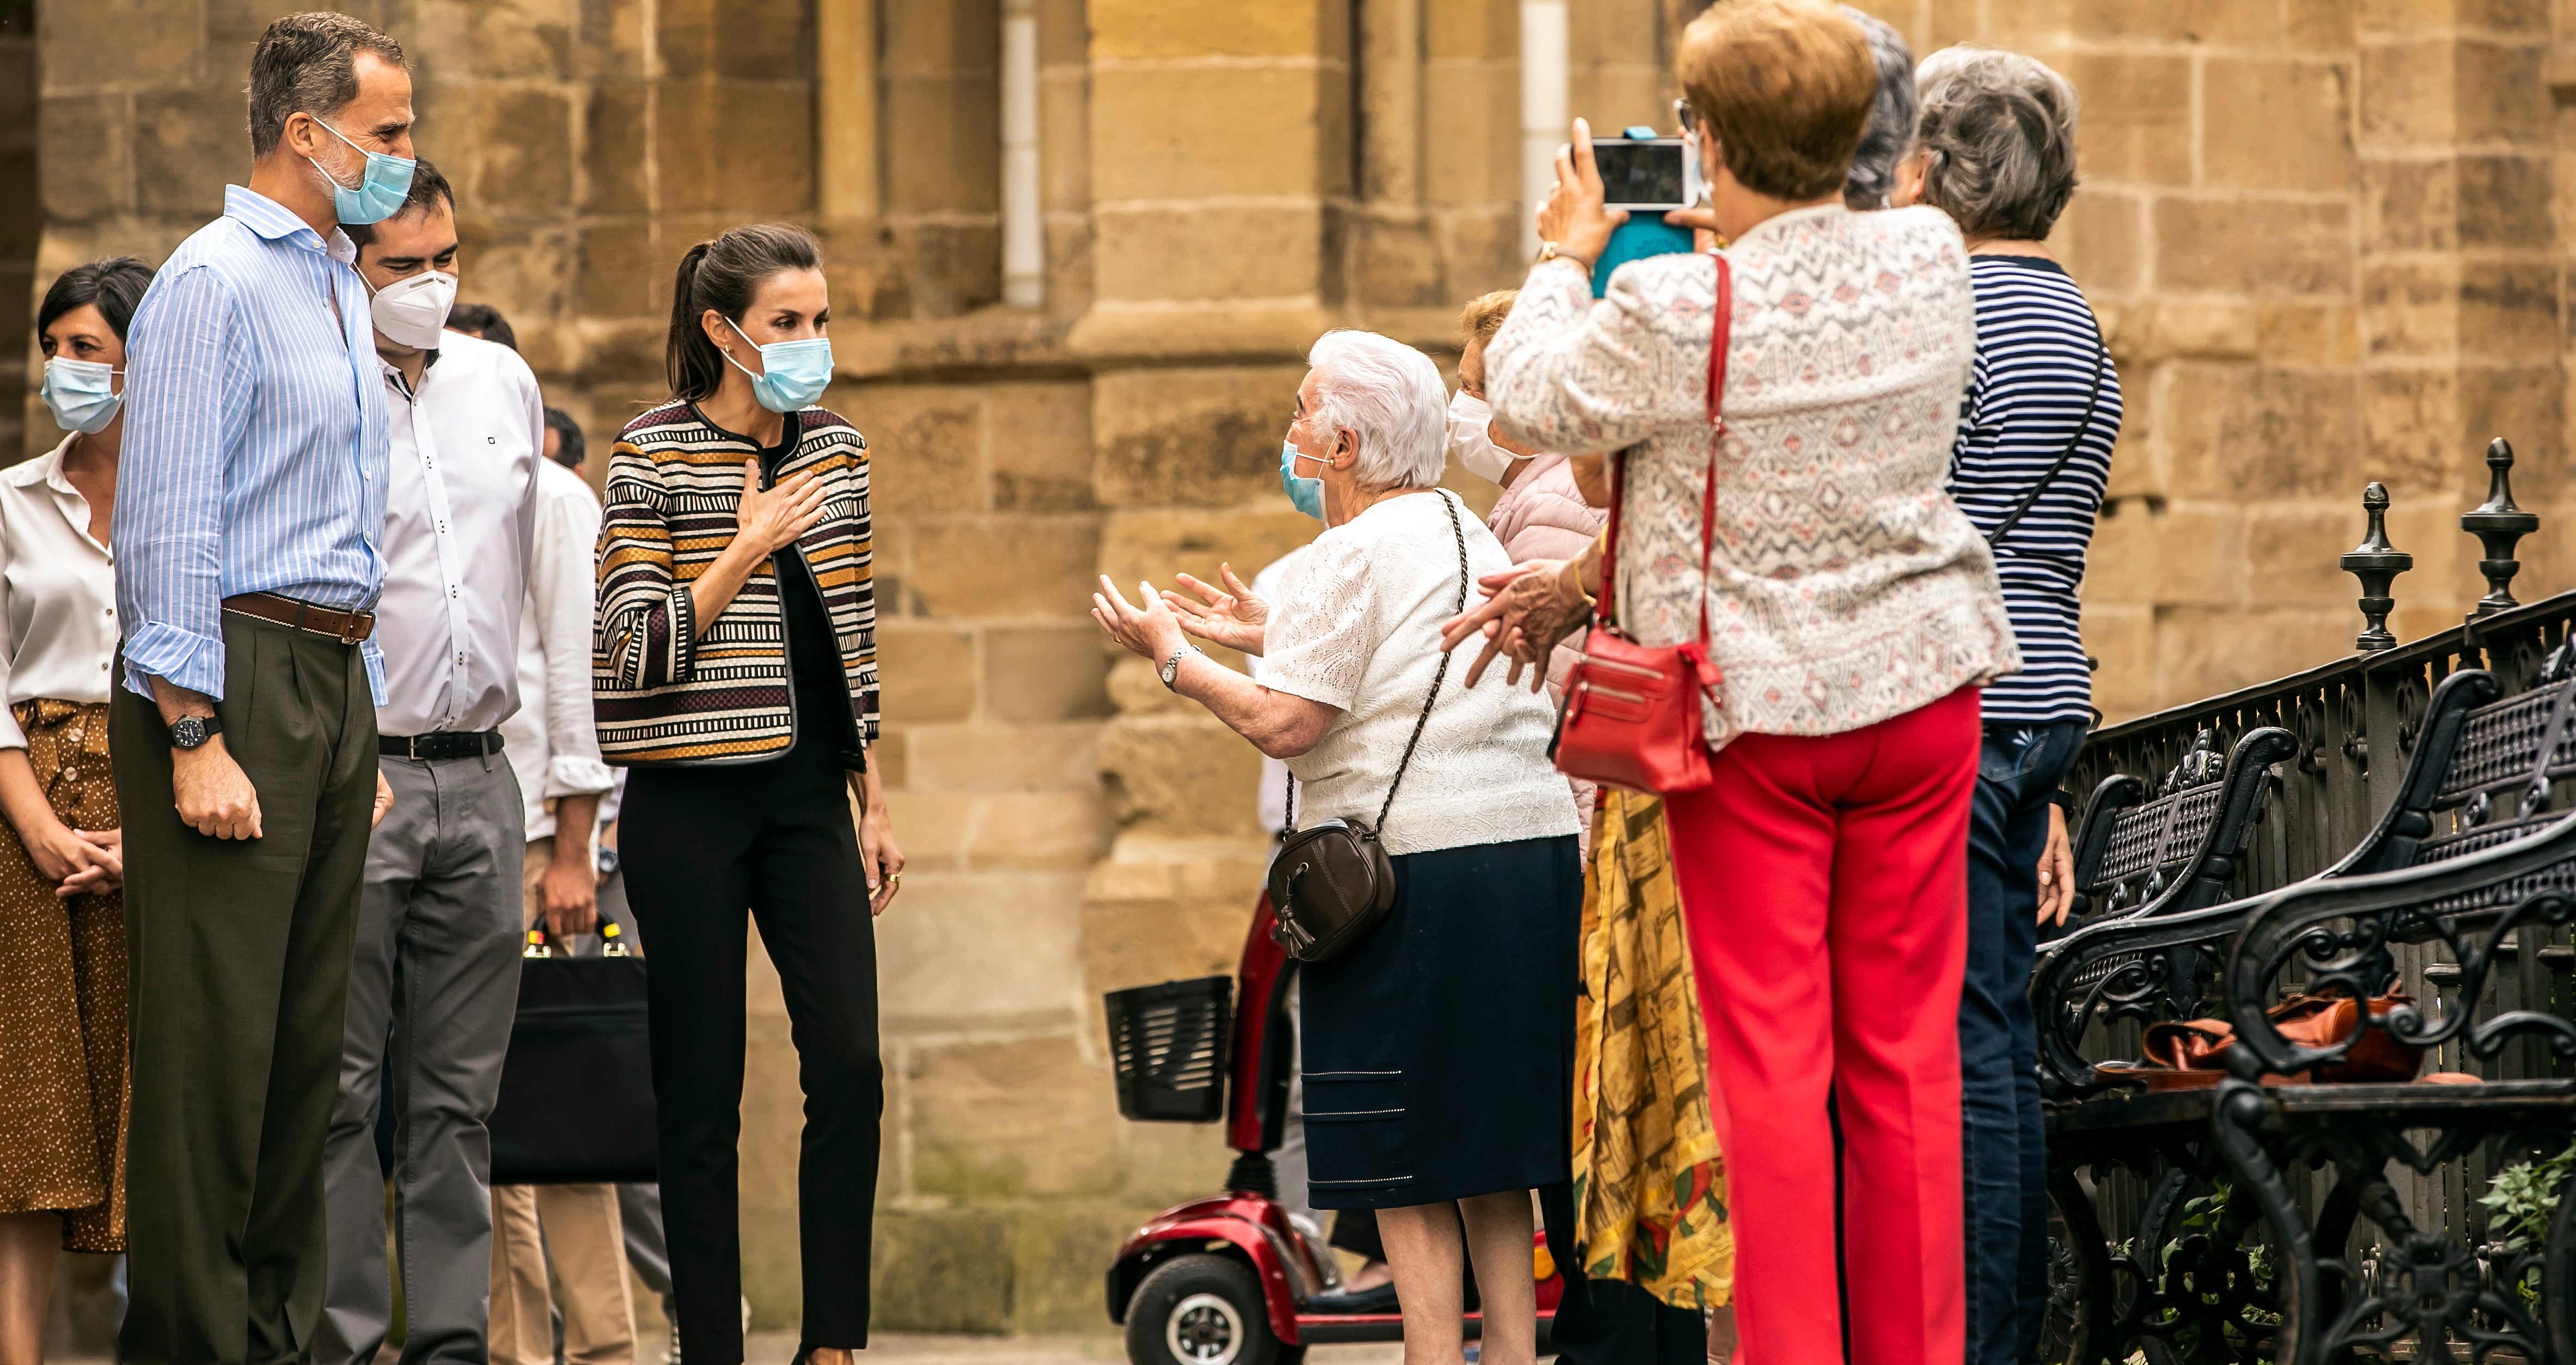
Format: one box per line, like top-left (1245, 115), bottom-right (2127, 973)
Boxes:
top-left (593, 223), bottom-right (900, 1365)
top-left (0, 255), bottom-right (154, 1363)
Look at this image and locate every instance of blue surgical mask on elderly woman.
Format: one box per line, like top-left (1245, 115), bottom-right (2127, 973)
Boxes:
top-left (1279, 440), bottom-right (1325, 519)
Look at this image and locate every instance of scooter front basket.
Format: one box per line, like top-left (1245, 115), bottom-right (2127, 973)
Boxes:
top-left (1103, 975), bottom-right (1232, 1122)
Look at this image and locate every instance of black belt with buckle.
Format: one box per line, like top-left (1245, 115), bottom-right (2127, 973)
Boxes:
top-left (380, 731), bottom-right (505, 761)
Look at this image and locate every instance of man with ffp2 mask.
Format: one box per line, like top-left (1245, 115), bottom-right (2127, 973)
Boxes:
top-left (312, 157), bottom-right (548, 1365)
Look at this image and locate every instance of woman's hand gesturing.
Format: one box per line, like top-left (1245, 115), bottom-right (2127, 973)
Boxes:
top-left (734, 458), bottom-right (831, 556)
top-left (1092, 576), bottom-right (1186, 664)
top-left (1159, 564), bottom-right (1270, 655)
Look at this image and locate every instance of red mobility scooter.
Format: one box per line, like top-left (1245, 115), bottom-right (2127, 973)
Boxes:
top-left (1102, 896), bottom-right (1564, 1364)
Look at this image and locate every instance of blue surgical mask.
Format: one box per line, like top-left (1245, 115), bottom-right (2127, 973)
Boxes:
top-left (724, 318), bottom-right (834, 413)
top-left (40, 357), bottom-right (123, 434)
top-left (1280, 440), bottom-right (1324, 519)
top-left (310, 115), bottom-right (417, 226)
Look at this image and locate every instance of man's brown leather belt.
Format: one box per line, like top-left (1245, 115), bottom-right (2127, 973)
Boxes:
top-left (221, 592), bottom-right (377, 644)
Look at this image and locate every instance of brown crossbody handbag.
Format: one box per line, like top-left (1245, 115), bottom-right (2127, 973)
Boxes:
top-left (1266, 491), bottom-right (1471, 964)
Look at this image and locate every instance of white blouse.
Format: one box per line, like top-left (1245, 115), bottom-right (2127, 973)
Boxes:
top-left (1260, 490), bottom-right (1581, 858)
top-left (0, 437), bottom-right (121, 748)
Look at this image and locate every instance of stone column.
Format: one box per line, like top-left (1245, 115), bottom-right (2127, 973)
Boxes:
top-left (1074, 0), bottom-right (1346, 1204)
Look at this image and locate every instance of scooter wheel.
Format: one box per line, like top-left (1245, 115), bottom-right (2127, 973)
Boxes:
top-left (1124, 1253), bottom-right (1289, 1365)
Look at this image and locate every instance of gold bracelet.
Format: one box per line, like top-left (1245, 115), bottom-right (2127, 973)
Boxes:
top-left (1562, 558), bottom-right (1596, 609)
top-left (1536, 241), bottom-right (1592, 276)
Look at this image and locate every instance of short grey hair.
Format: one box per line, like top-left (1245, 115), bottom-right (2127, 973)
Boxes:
top-left (1304, 330), bottom-right (1447, 493)
top-left (247, 12), bottom-right (408, 158)
top-left (1913, 44), bottom-right (2080, 241)
top-left (1840, 6), bottom-right (1918, 210)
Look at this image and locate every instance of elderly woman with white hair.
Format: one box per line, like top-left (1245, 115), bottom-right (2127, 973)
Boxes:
top-left (1094, 328), bottom-right (1582, 1365)
top-left (1895, 44), bottom-right (2117, 1365)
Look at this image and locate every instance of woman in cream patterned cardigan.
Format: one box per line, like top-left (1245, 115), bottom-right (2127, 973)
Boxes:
top-left (1446, 3), bottom-right (2017, 1361)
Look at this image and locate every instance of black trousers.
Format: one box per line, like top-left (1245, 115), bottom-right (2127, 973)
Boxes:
top-left (621, 722), bottom-right (882, 1363)
top-left (113, 616), bottom-right (379, 1365)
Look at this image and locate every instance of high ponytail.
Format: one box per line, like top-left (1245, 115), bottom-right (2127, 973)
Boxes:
top-left (663, 224), bottom-right (825, 402)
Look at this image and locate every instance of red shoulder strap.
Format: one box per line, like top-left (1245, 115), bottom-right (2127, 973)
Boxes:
top-left (1696, 259), bottom-right (1730, 645)
top-left (1591, 254), bottom-right (1731, 639)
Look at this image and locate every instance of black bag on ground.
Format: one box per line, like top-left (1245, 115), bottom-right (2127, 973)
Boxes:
top-left (489, 956), bottom-right (658, 1184)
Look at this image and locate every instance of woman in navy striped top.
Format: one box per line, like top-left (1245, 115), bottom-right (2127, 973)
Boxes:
top-left (1896, 42), bottom-right (2117, 1365)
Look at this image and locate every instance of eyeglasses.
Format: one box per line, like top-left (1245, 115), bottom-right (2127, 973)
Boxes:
top-left (1674, 99), bottom-right (1696, 136)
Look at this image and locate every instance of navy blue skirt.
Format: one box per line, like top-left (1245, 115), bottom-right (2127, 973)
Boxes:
top-left (1297, 835), bottom-right (1582, 1210)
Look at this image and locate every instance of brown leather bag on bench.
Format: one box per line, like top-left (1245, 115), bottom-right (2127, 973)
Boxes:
top-left (2139, 991), bottom-right (2426, 1085)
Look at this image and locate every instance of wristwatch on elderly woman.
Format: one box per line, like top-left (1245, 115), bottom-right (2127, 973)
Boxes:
top-left (1159, 644), bottom-right (1202, 690)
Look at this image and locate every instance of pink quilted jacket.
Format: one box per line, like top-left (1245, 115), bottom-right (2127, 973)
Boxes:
top-left (1487, 452), bottom-right (1607, 844)
top-left (1487, 453), bottom-right (1605, 693)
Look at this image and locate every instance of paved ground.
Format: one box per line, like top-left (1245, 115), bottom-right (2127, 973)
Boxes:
top-left (738, 1331), bottom-right (1404, 1363)
top-left (70, 1330), bottom-right (1412, 1364)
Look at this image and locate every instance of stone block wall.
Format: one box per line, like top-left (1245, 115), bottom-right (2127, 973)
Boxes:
top-left (1, 2), bottom-right (36, 458)
top-left (23, 0), bottom-right (2576, 1344)
top-left (1854, 0), bottom-right (2571, 720)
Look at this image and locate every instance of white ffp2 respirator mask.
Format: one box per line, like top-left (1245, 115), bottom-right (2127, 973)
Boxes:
top-left (368, 270), bottom-right (459, 351)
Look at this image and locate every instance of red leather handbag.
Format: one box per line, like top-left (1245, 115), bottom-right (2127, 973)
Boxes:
top-left (1549, 255), bottom-right (1730, 795)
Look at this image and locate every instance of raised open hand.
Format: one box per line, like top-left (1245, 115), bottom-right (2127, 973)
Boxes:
top-left (1159, 564), bottom-right (1271, 654)
top-left (1091, 576), bottom-right (1187, 665)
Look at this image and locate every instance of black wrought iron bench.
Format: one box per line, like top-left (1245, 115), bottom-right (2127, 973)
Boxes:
top-left (2036, 653), bottom-right (2576, 1363)
top-left (2066, 725), bottom-right (2302, 930)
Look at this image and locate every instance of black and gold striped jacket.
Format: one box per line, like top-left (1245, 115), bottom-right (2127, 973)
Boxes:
top-left (594, 401), bottom-right (879, 766)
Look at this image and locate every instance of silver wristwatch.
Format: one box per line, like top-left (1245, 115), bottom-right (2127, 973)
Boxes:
top-left (1159, 644), bottom-right (1201, 690)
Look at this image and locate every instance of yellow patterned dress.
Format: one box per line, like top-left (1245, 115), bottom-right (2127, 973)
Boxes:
top-left (1570, 789), bottom-right (1730, 1307)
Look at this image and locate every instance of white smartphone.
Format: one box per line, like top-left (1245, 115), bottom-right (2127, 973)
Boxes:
top-left (1590, 137), bottom-right (1702, 211)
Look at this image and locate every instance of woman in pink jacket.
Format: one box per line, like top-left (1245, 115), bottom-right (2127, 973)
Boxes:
top-left (1452, 290), bottom-right (1606, 844)
top-left (1454, 291), bottom-right (1603, 618)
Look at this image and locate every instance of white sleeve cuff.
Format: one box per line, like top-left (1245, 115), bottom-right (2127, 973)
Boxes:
top-left (542, 754), bottom-right (617, 800)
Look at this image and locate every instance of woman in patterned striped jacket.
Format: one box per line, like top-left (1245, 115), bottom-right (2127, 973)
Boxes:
top-left (591, 223), bottom-right (901, 1365)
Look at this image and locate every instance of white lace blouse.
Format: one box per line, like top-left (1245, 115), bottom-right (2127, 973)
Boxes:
top-left (1260, 490), bottom-right (1582, 857)
top-left (1486, 203), bottom-right (2020, 739)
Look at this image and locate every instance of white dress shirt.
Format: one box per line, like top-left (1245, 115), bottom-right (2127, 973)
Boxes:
top-left (374, 332), bottom-right (543, 738)
top-left (500, 458), bottom-right (616, 841)
top-left (0, 437), bottom-right (120, 748)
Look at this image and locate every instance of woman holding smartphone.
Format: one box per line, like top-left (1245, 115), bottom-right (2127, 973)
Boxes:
top-left (593, 223), bottom-right (902, 1365)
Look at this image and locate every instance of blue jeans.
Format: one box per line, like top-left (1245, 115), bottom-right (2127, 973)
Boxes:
top-left (1961, 719), bottom-right (2086, 1365)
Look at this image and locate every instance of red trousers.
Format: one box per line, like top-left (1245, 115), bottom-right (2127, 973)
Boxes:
top-left (1664, 687), bottom-right (1978, 1365)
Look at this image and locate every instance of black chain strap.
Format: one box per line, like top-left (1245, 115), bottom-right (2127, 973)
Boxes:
top-left (1980, 334), bottom-right (2109, 552)
top-left (1283, 490), bottom-right (1472, 836)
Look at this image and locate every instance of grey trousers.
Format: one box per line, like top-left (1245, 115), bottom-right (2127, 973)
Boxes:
top-left (316, 754), bottom-right (527, 1365)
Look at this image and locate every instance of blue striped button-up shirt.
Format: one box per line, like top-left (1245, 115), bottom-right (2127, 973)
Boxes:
top-left (115, 184), bottom-right (389, 703)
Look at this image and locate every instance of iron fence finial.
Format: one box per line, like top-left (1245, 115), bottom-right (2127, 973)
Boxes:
top-left (2342, 482), bottom-right (2410, 652)
top-left (2462, 437), bottom-right (2540, 617)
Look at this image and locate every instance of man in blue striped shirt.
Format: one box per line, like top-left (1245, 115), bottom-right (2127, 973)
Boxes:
top-left (108, 14), bottom-right (413, 1363)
